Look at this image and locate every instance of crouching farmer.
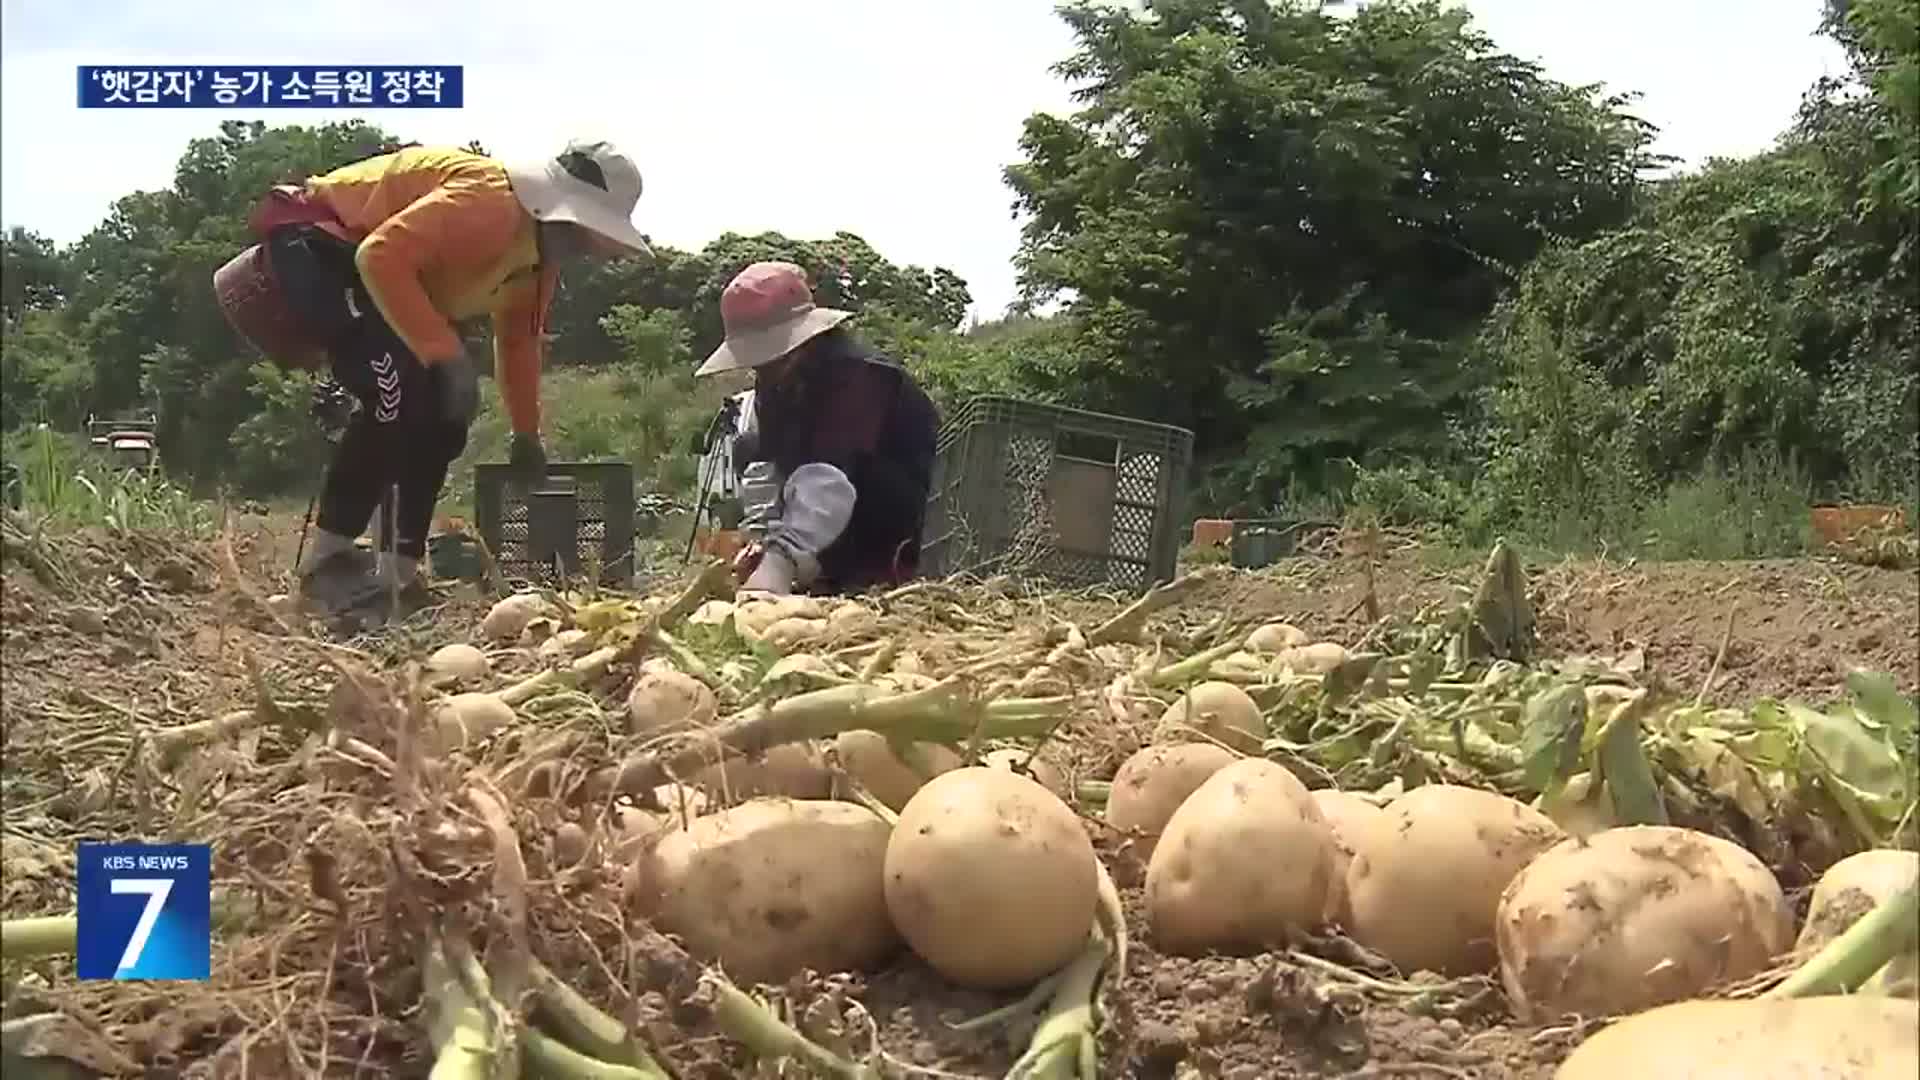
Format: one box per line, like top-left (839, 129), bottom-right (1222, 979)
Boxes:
top-left (695, 261), bottom-right (940, 598)
top-left (214, 140), bottom-right (651, 616)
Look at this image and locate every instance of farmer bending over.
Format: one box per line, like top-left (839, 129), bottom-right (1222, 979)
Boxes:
top-left (214, 140), bottom-right (651, 615)
top-left (697, 261), bottom-right (940, 598)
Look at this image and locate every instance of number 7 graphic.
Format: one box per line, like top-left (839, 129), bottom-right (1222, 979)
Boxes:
top-left (111, 878), bottom-right (173, 972)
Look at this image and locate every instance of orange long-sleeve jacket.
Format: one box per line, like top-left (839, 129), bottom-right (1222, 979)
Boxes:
top-left (304, 147), bottom-right (557, 435)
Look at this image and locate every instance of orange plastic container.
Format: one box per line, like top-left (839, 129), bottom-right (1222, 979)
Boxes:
top-left (1810, 505), bottom-right (1908, 547)
top-left (1191, 518), bottom-right (1235, 549)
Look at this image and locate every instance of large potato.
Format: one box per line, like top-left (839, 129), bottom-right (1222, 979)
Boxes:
top-left (1346, 784), bottom-right (1564, 976)
top-left (1146, 759), bottom-right (1334, 955)
top-left (833, 730), bottom-right (962, 810)
top-left (635, 798), bottom-right (898, 985)
top-left (1554, 996), bottom-right (1919, 1080)
top-left (1796, 848), bottom-right (1919, 954)
top-left (1310, 789), bottom-right (1395, 928)
top-left (1105, 743), bottom-right (1238, 864)
top-left (1154, 681), bottom-right (1265, 753)
top-left (688, 742), bottom-right (831, 800)
top-left (1245, 622), bottom-right (1309, 653)
top-left (481, 592), bottom-right (553, 642)
top-left (626, 669), bottom-right (719, 734)
top-left (884, 767), bottom-right (1098, 990)
top-left (1496, 825), bottom-right (1791, 1019)
top-left (425, 643), bottom-right (490, 685)
top-left (1797, 848), bottom-right (1919, 998)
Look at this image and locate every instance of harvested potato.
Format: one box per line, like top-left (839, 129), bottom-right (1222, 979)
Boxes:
top-left (1245, 622), bottom-right (1310, 652)
top-left (626, 669), bottom-right (719, 735)
top-left (636, 798), bottom-right (900, 984)
top-left (981, 747), bottom-right (1069, 799)
top-left (1346, 784), bottom-right (1564, 976)
top-left (1146, 758), bottom-right (1334, 955)
top-left (689, 600), bottom-right (737, 626)
top-left (1496, 825), bottom-right (1791, 1019)
top-left (833, 731), bottom-right (962, 810)
top-left (610, 806), bottom-right (666, 862)
top-left (425, 643), bottom-right (490, 685)
top-left (828, 602), bottom-right (878, 634)
top-left (430, 693), bottom-right (516, 753)
top-left (1271, 643), bottom-right (1349, 674)
top-left (1310, 789), bottom-right (1395, 927)
top-left (689, 742), bottom-right (832, 800)
top-left (537, 628), bottom-right (589, 659)
top-left (552, 822), bottom-right (589, 868)
top-left (1796, 847), bottom-right (1919, 997)
top-left (481, 592), bottom-right (553, 642)
top-left (885, 767), bottom-right (1098, 990)
top-left (1105, 743), bottom-right (1238, 864)
top-left (1554, 996), bottom-right (1919, 1080)
top-left (1797, 848), bottom-right (1920, 954)
top-left (1155, 681), bottom-right (1265, 753)
top-left (764, 616), bottom-right (830, 651)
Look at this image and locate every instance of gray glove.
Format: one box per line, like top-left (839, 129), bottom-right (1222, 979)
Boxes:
top-left (508, 431), bottom-right (548, 487)
top-left (433, 354), bottom-right (480, 426)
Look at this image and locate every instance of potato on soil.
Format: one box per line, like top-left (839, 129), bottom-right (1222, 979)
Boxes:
top-left (833, 730), bottom-right (962, 810)
top-left (1245, 622), bottom-right (1309, 653)
top-left (1146, 758), bottom-right (1334, 955)
top-left (537, 628), bottom-right (589, 659)
top-left (688, 742), bottom-right (831, 800)
top-left (980, 747), bottom-right (1069, 799)
top-left (1271, 642), bottom-right (1349, 674)
top-left (1154, 681), bottom-right (1265, 753)
top-left (1346, 784), bottom-right (1564, 976)
top-left (481, 592), bottom-right (553, 642)
top-left (634, 798), bottom-right (899, 984)
top-left (1796, 848), bottom-right (1919, 954)
top-left (430, 693), bottom-right (516, 753)
top-left (1495, 825), bottom-right (1790, 1019)
top-left (1796, 847), bottom-right (1919, 997)
top-left (425, 643), bottom-right (490, 685)
top-left (884, 766), bottom-right (1098, 990)
top-left (1105, 743), bottom-right (1238, 864)
top-left (1310, 788), bottom-right (1394, 927)
top-left (1553, 996), bottom-right (1919, 1080)
top-left (626, 669), bottom-right (719, 734)
top-left (763, 616), bottom-right (830, 651)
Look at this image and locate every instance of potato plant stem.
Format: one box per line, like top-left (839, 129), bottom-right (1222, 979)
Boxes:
top-left (611, 681), bottom-right (1070, 795)
top-left (529, 958), bottom-right (663, 1073)
top-left (1147, 641), bottom-right (1240, 688)
top-left (704, 973), bottom-right (875, 1079)
top-left (423, 937), bottom-right (497, 1080)
top-left (1006, 933), bottom-right (1110, 1080)
top-left (1764, 881), bottom-right (1920, 999)
top-left (524, 1029), bottom-right (668, 1080)
top-left (0, 915), bottom-right (77, 960)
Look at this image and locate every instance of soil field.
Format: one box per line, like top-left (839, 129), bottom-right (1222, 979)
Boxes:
top-left (1, 511), bottom-right (1913, 1078)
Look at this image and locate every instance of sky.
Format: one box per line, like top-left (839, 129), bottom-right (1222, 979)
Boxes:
top-left (0, 0), bottom-right (1851, 322)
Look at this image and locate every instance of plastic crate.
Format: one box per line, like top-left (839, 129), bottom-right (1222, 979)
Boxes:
top-left (1229, 518), bottom-right (1306, 569)
top-left (922, 397), bottom-right (1193, 592)
top-left (474, 462), bottom-right (636, 586)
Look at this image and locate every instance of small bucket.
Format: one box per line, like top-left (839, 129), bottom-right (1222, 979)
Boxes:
top-left (212, 244), bottom-right (327, 371)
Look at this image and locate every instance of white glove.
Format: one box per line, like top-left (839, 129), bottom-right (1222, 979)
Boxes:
top-left (763, 463), bottom-right (856, 584)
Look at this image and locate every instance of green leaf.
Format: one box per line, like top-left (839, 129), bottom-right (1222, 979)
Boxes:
top-left (1596, 691), bottom-right (1668, 826)
top-left (1519, 683), bottom-right (1586, 792)
top-left (1845, 669), bottom-right (1918, 749)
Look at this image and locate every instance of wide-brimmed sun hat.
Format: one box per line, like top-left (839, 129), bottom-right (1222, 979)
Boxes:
top-left (506, 139), bottom-right (652, 257)
top-left (696, 261), bottom-right (853, 376)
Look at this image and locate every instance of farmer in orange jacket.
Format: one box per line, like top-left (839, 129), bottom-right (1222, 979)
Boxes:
top-left (216, 140), bottom-right (650, 616)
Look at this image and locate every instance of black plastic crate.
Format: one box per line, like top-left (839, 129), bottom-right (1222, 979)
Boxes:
top-left (474, 462), bottom-right (636, 586)
top-left (1229, 518), bottom-right (1308, 569)
top-left (922, 397), bottom-right (1193, 592)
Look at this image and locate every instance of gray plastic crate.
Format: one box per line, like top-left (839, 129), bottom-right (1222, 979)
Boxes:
top-left (474, 462), bottom-right (635, 586)
top-left (922, 397), bottom-right (1193, 592)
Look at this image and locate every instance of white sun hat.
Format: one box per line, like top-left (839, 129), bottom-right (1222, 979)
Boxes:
top-left (506, 139), bottom-right (652, 257)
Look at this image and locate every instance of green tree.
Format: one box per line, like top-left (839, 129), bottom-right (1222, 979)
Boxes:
top-left (2, 228), bottom-right (71, 325)
top-left (1005, 0), bottom-right (1664, 506)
